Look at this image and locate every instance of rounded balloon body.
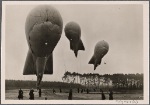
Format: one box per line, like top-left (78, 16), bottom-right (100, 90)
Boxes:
top-left (94, 40), bottom-right (109, 59)
top-left (64, 22), bottom-right (81, 41)
top-left (89, 40), bottom-right (109, 70)
top-left (25, 5), bottom-right (63, 57)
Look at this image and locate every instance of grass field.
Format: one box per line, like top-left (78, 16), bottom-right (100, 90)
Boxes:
top-left (5, 89), bottom-right (143, 100)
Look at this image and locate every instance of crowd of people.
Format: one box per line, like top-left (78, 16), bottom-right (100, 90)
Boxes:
top-left (18, 88), bottom-right (113, 100)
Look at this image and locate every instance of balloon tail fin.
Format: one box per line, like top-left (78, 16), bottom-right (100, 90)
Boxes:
top-left (94, 59), bottom-right (101, 70)
top-left (94, 60), bottom-right (98, 70)
top-left (44, 53), bottom-right (53, 74)
top-left (98, 59), bottom-right (102, 65)
top-left (94, 64), bottom-right (96, 70)
top-left (78, 39), bottom-right (85, 50)
top-left (23, 49), bottom-right (36, 75)
top-left (74, 50), bottom-right (78, 57)
top-left (89, 56), bottom-right (95, 64)
top-left (70, 42), bottom-right (74, 50)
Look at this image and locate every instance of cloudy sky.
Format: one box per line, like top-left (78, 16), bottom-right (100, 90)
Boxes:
top-left (4, 4), bottom-right (143, 82)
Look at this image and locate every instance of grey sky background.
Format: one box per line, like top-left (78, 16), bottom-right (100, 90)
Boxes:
top-left (5, 4), bottom-right (143, 82)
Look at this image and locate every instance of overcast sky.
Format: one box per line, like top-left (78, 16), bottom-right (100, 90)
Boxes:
top-left (5, 4), bottom-right (143, 82)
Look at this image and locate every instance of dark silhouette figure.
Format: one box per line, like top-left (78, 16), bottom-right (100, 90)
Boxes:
top-left (68, 89), bottom-right (72, 100)
top-left (84, 89), bottom-right (86, 92)
top-left (60, 88), bottom-right (62, 93)
top-left (81, 89), bottom-right (83, 93)
top-left (53, 89), bottom-right (55, 93)
top-left (77, 88), bottom-right (80, 93)
top-left (109, 89), bottom-right (113, 100)
top-left (100, 89), bottom-right (106, 100)
top-left (87, 88), bottom-right (89, 94)
top-left (18, 88), bottom-right (23, 100)
top-left (29, 88), bottom-right (34, 100)
top-left (45, 97), bottom-right (47, 100)
top-left (39, 88), bottom-right (41, 97)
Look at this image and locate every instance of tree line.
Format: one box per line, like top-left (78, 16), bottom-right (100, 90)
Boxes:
top-left (62, 71), bottom-right (143, 90)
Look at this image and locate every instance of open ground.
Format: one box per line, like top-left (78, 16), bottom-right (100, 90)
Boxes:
top-left (6, 89), bottom-right (143, 100)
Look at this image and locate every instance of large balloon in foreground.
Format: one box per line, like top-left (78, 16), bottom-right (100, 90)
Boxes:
top-left (23, 5), bottom-right (63, 88)
top-left (89, 40), bottom-right (109, 70)
top-left (64, 22), bottom-right (85, 57)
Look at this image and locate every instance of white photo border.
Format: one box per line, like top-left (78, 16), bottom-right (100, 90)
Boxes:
top-left (1, 1), bottom-right (149, 104)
